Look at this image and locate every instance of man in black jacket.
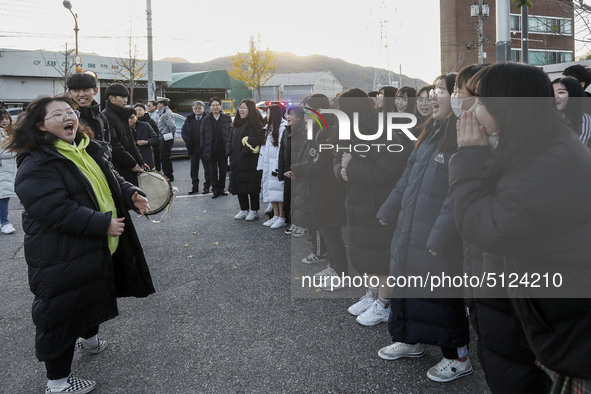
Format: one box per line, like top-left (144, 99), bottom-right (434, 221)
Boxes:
top-left (134, 103), bottom-right (161, 171)
top-left (181, 100), bottom-right (209, 194)
top-left (102, 84), bottom-right (148, 185)
top-left (200, 97), bottom-right (232, 198)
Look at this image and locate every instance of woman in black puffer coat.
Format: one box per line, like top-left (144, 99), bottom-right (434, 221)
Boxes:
top-left (227, 99), bottom-right (264, 220)
top-left (377, 74), bottom-right (472, 384)
top-left (8, 96), bottom-right (154, 393)
top-left (333, 89), bottom-right (409, 323)
top-left (451, 63), bottom-right (591, 392)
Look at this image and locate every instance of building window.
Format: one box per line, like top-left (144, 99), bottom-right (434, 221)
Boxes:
top-left (511, 49), bottom-right (574, 66)
top-left (510, 14), bottom-right (573, 35)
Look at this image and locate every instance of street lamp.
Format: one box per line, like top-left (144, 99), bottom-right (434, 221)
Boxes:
top-left (62, 0), bottom-right (81, 72)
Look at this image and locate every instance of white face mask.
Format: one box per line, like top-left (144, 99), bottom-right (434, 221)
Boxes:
top-left (450, 93), bottom-right (472, 118)
top-left (488, 131), bottom-right (499, 150)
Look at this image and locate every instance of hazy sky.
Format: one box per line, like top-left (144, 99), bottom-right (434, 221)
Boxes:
top-left (2, 0), bottom-right (442, 82)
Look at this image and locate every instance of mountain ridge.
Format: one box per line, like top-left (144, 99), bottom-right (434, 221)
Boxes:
top-left (167, 52), bottom-right (428, 92)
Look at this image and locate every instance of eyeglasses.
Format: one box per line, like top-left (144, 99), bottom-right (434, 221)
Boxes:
top-left (44, 110), bottom-right (80, 123)
top-left (429, 88), bottom-right (448, 98)
top-left (417, 98), bottom-right (433, 104)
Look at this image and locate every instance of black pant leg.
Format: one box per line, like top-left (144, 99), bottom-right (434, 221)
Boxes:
top-left (202, 157), bottom-right (210, 191)
top-left (160, 139), bottom-right (174, 180)
top-left (207, 159), bottom-right (219, 192)
top-left (189, 153), bottom-right (200, 190)
top-left (45, 341), bottom-right (75, 380)
top-left (152, 139), bottom-right (161, 171)
top-left (216, 154), bottom-right (227, 193)
top-left (237, 194), bottom-right (249, 210)
top-left (249, 193), bottom-right (260, 211)
top-left (319, 226), bottom-right (348, 275)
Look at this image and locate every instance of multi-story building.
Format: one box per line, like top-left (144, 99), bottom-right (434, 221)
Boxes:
top-left (440, 0), bottom-right (575, 73)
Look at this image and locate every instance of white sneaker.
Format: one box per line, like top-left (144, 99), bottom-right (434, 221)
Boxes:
top-left (264, 203), bottom-right (273, 214)
top-left (234, 210), bottom-right (248, 220)
top-left (427, 357), bottom-right (473, 382)
top-left (270, 217), bottom-right (287, 229)
top-left (245, 210), bottom-right (259, 221)
top-left (356, 300), bottom-right (390, 326)
top-left (378, 342), bottom-right (425, 360)
top-left (1, 223), bottom-right (15, 234)
top-left (284, 224), bottom-right (296, 235)
top-left (348, 293), bottom-right (376, 316)
top-left (263, 216), bottom-right (278, 226)
top-left (301, 252), bottom-right (327, 264)
top-left (314, 266), bottom-right (338, 277)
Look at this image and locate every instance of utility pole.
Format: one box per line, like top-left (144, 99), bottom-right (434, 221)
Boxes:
top-left (146, 0), bottom-right (155, 101)
top-left (471, 0), bottom-right (490, 64)
top-left (496, 0), bottom-right (511, 63)
top-left (521, 4), bottom-right (529, 63)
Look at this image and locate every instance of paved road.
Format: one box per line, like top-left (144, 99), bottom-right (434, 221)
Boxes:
top-left (0, 157), bottom-right (491, 393)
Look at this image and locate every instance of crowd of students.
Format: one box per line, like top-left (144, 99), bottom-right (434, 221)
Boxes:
top-left (234, 62), bottom-right (591, 393)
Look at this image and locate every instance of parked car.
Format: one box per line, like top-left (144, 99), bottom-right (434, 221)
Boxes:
top-left (171, 112), bottom-right (188, 157)
top-left (7, 107), bottom-right (23, 121)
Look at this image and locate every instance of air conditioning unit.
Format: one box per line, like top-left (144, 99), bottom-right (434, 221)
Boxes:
top-left (470, 4), bottom-right (480, 16)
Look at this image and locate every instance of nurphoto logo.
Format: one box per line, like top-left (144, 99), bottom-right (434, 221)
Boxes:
top-left (305, 108), bottom-right (418, 152)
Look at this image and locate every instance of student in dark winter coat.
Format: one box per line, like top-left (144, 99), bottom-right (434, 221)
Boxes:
top-left (7, 96), bottom-right (154, 394)
top-left (134, 103), bottom-right (161, 171)
top-left (228, 99), bottom-right (264, 221)
top-left (129, 110), bottom-right (158, 169)
top-left (181, 100), bottom-right (209, 194)
top-left (286, 95), bottom-right (347, 284)
top-left (288, 109), bottom-right (313, 236)
top-left (333, 88), bottom-right (409, 326)
top-left (377, 74), bottom-right (472, 383)
top-left (451, 62), bottom-right (591, 392)
top-left (102, 84), bottom-right (148, 185)
top-left (449, 64), bottom-right (551, 394)
top-left (278, 106), bottom-right (302, 227)
top-left (200, 97), bottom-right (232, 198)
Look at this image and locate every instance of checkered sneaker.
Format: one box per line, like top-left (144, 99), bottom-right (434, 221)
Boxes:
top-left (75, 338), bottom-right (107, 355)
top-left (45, 374), bottom-right (96, 393)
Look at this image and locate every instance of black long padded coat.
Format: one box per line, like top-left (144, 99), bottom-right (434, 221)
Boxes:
top-left (334, 126), bottom-right (409, 277)
top-left (463, 243), bottom-right (551, 394)
top-left (227, 122), bottom-right (262, 195)
top-left (377, 119), bottom-right (469, 349)
top-left (449, 129), bottom-right (591, 378)
top-left (15, 139), bottom-right (155, 362)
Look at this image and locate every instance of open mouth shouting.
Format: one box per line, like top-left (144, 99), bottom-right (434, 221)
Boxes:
top-left (41, 101), bottom-right (80, 143)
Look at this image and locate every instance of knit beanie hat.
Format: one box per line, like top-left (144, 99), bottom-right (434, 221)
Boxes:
top-left (105, 84), bottom-right (129, 97)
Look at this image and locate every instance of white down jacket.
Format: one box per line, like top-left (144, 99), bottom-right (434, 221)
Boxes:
top-left (0, 129), bottom-right (17, 199)
top-left (257, 120), bottom-right (286, 202)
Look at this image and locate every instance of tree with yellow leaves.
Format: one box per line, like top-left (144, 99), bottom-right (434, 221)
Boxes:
top-left (229, 35), bottom-right (277, 102)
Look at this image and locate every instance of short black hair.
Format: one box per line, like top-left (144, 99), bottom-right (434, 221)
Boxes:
top-left (66, 73), bottom-right (97, 90)
top-left (563, 64), bottom-right (591, 88)
top-left (209, 96), bottom-right (222, 105)
top-left (134, 103), bottom-right (147, 111)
